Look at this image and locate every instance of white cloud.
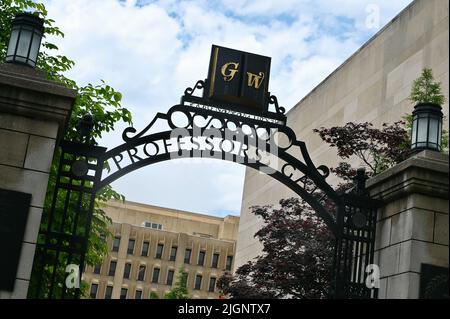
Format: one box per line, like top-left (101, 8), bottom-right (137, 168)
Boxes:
top-left (40, 0), bottom-right (413, 216)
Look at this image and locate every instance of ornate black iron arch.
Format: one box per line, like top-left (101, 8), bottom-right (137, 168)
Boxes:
top-left (29, 63), bottom-right (380, 299)
top-left (94, 81), bottom-right (341, 234)
top-left (28, 79), bottom-right (380, 300)
top-left (95, 86), bottom-right (341, 234)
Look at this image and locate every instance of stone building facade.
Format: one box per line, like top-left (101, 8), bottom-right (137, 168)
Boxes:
top-left (368, 151), bottom-right (448, 298)
top-left (83, 200), bottom-right (239, 299)
top-left (236, 0), bottom-right (449, 271)
top-left (0, 63), bottom-right (75, 298)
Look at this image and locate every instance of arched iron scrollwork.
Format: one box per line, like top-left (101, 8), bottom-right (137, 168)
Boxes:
top-left (30, 79), bottom-right (380, 300)
top-left (97, 80), bottom-right (340, 234)
top-left (184, 79), bottom-right (206, 97)
top-left (268, 95), bottom-right (286, 115)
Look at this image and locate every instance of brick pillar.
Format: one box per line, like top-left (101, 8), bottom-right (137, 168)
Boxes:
top-left (367, 150), bottom-right (449, 299)
top-left (0, 63), bottom-right (75, 298)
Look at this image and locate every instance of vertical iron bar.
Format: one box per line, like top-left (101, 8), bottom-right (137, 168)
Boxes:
top-left (48, 169), bottom-right (73, 299)
top-left (334, 205), bottom-right (345, 298)
top-left (357, 228), bottom-right (365, 287)
top-left (62, 175), bottom-right (85, 299)
top-left (352, 211), bottom-right (359, 286)
top-left (369, 208), bottom-right (378, 298)
top-left (34, 148), bottom-right (66, 298)
top-left (76, 155), bottom-right (103, 298)
top-left (76, 184), bottom-right (98, 299)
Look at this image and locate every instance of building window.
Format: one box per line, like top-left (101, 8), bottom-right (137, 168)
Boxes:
top-left (198, 251), bottom-right (206, 266)
top-left (167, 269), bottom-right (175, 286)
top-left (108, 260), bottom-right (117, 276)
top-left (226, 256), bottom-right (233, 271)
top-left (93, 264), bottom-right (101, 274)
top-left (112, 237), bottom-right (120, 252)
top-left (137, 265), bottom-right (146, 281)
top-left (135, 290), bottom-right (142, 299)
top-left (141, 241), bottom-right (149, 256)
top-left (211, 253), bottom-right (219, 268)
top-left (120, 288), bottom-right (128, 299)
top-left (152, 268), bottom-right (160, 283)
top-left (194, 275), bottom-right (202, 290)
top-left (183, 273), bottom-right (189, 287)
top-left (184, 248), bottom-right (192, 264)
top-left (90, 283), bottom-right (98, 299)
top-left (143, 221), bottom-right (163, 230)
top-left (123, 263), bottom-right (131, 279)
top-left (127, 239), bottom-right (135, 255)
top-left (208, 277), bottom-right (216, 293)
top-left (170, 246), bottom-right (177, 261)
top-left (104, 285), bottom-right (113, 299)
top-left (155, 243), bottom-right (164, 259)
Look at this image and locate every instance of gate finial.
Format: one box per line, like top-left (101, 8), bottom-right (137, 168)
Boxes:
top-left (77, 114), bottom-right (94, 143)
top-left (354, 167), bottom-right (368, 194)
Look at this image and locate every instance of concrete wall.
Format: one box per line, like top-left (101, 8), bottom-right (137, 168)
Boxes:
top-left (0, 63), bottom-right (75, 298)
top-left (367, 151), bottom-right (449, 298)
top-left (236, 0), bottom-right (449, 269)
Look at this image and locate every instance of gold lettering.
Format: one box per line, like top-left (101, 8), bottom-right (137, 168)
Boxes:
top-left (246, 72), bottom-right (265, 89)
top-left (221, 62), bottom-right (239, 82)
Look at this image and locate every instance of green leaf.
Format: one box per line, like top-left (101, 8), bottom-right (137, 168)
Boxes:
top-left (113, 92), bottom-right (122, 102)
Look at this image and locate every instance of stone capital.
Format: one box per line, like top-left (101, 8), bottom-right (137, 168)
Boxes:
top-left (0, 63), bottom-right (76, 141)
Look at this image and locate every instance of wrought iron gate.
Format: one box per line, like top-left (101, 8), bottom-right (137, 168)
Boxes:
top-left (28, 46), bottom-right (381, 299)
top-left (333, 169), bottom-right (380, 298)
top-left (29, 141), bottom-right (106, 299)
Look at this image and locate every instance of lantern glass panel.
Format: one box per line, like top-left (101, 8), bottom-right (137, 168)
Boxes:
top-left (16, 28), bottom-right (32, 61)
top-left (411, 118), bottom-right (418, 146)
top-left (438, 120), bottom-right (442, 147)
top-left (6, 28), bottom-right (19, 56)
top-left (417, 116), bottom-right (428, 146)
top-left (428, 117), bottom-right (439, 147)
top-left (28, 32), bottom-right (41, 66)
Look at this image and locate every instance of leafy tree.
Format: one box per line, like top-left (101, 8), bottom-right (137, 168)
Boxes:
top-left (1, 0), bottom-right (132, 298)
top-left (149, 292), bottom-right (160, 299)
top-left (218, 198), bottom-right (334, 299)
top-left (409, 68), bottom-right (446, 105)
top-left (165, 267), bottom-right (190, 299)
top-left (313, 121), bottom-right (409, 176)
top-left (218, 121), bottom-right (410, 299)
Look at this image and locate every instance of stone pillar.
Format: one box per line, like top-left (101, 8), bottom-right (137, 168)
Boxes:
top-left (367, 150), bottom-right (449, 299)
top-left (0, 63), bottom-right (75, 298)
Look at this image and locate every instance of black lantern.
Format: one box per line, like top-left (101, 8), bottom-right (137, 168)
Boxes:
top-left (411, 103), bottom-right (443, 152)
top-left (5, 13), bottom-right (44, 68)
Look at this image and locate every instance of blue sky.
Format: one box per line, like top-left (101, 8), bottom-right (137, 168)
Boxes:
top-left (41, 0), bottom-right (413, 217)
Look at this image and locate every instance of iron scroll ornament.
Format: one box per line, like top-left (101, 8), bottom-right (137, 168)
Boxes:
top-left (95, 80), bottom-right (340, 234)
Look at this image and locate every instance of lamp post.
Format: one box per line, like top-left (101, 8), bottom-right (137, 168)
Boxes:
top-left (410, 103), bottom-right (443, 152)
top-left (5, 13), bottom-right (44, 68)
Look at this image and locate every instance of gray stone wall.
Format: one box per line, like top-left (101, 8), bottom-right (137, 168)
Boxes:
top-left (367, 151), bottom-right (449, 298)
top-left (0, 63), bottom-right (75, 298)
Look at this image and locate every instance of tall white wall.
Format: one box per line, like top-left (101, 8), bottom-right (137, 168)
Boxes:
top-left (236, 0), bottom-right (449, 269)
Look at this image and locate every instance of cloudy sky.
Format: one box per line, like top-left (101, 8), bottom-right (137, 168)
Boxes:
top-left (41, 0), bottom-right (412, 217)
